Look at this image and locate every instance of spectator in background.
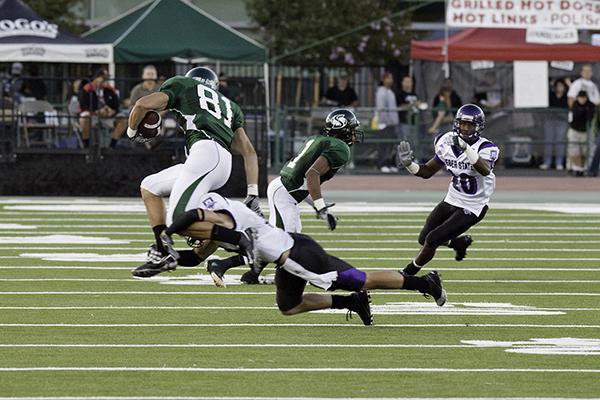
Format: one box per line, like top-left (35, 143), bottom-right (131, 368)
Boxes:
top-left (568, 64), bottom-right (600, 107)
top-left (567, 90), bottom-right (595, 176)
top-left (428, 78), bottom-right (462, 134)
top-left (79, 68), bottom-right (127, 149)
top-left (67, 79), bottom-right (83, 116)
top-left (321, 75), bottom-right (359, 107)
top-left (6, 62), bottom-right (25, 104)
top-left (375, 72), bottom-right (399, 173)
top-left (129, 65), bottom-right (159, 106)
top-left (396, 75), bottom-right (423, 137)
top-left (22, 65), bottom-right (46, 100)
top-left (540, 79), bottom-right (569, 171)
top-left (218, 72), bottom-right (242, 103)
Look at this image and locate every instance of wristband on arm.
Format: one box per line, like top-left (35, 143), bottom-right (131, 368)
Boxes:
top-left (247, 184), bottom-right (258, 197)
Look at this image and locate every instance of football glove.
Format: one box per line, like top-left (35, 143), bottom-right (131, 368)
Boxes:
top-left (397, 141), bottom-right (414, 168)
top-left (314, 202), bottom-right (337, 231)
top-left (447, 133), bottom-right (467, 150)
top-left (243, 195), bottom-right (264, 218)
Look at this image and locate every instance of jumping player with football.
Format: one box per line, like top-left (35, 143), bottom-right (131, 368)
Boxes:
top-left (396, 104), bottom-right (498, 276)
top-left (156, 192), bottom-right (447, 326)
top-left (126, 66), bottom-right (261, 277)
top-left (205, 108), bottom-right (361, 285)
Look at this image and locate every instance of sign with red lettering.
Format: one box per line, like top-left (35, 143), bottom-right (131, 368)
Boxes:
top-left (447, 0), bottom-right (600, 29)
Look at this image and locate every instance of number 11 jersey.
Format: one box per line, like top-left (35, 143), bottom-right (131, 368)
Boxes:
top-left (160, 76), bottom-right (244, 152)
top-left (434, 131), bottom-right (499, 217)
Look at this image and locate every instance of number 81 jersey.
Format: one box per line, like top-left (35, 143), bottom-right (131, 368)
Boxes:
top-left (434, 131), bottom-right (499, 217)
top-left (160, 76), bottom-right (244, 152)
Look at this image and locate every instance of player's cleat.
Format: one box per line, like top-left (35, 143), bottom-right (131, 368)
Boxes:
top-left (159, 232), bottom-right (180, 260)
top-left (421, 271), bottom-right (447, 306)
top-left (207, 259), bottom-right (228, 288)
top-left (132, 245), bottom-right (178, 278)
top-left (240, 269), bottom-right (260, 284)
top-left (451, 235), bottom-right (473, 261)
top-left (346, 290), bottom-right (373, 326)
top-left (238, 228), bottom-right (258, 271)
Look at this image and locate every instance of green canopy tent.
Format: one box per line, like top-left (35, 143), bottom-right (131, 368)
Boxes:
top-left (83, 0), bottom-right (269, 114)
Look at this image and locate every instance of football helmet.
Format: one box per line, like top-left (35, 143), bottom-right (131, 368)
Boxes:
top-left (185, 66), bottom-right (219, 90)
top-left (324, 108), bottom-right (362, 145)
top-left (453, 104), bottom-right (485, 143)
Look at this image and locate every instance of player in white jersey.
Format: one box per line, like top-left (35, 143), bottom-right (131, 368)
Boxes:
top-left (397, 104), bottom-right (498, 276)
top-left (158, 192), bottom-right (448, 326)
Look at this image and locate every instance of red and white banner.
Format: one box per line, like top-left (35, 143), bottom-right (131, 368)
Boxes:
top-left (447, 0), bottom-right (600, 29)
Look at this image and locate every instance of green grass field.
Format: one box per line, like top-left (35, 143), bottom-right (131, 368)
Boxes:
top-left (0, 198), bottom-right (599, 399)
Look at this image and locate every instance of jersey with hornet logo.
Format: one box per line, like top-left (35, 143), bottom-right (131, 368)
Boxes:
top-left (279, 135), bottom-right (351, 202)
top-left (434, 131), bottom-right (499, 216)
top-left (160, 76), bottom-right (244, 151)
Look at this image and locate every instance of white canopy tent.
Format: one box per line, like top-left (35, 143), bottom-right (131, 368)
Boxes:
top-left (0, 0), bottom-right (112, 65)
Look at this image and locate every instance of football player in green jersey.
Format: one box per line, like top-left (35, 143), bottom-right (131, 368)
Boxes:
top-left (206, 108), bottom-right (362, 285)
top-left (127, 66), bottom-right (261, 277)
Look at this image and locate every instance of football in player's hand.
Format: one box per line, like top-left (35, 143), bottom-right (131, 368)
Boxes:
top-left (137, 110), bottom-right (161, 139)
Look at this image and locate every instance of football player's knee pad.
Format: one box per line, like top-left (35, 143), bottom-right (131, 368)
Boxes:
top-left (328, 268), bottom-right (366, 292)
top-left (424, 230), bottom-right (447, 249)
top-left (276, 294), bottom-right (302, 314)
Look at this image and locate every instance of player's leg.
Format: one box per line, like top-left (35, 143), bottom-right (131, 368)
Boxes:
top-left (362, 270), bottom-right (446, 306)
top-left (211, 177), bottom-right (300, 285)
top-left (411, 205), bottom-right (487, 273)
top-left (267, 177), bottom-right (302, 232)
top-left (166, 141), bottom-right (232, 226)
top-left (404, 201), bottom-right (456, 275)
top-left (109, 115), bottom-right (128, 148)
top-left (79, 111), bottom-right (91, 147)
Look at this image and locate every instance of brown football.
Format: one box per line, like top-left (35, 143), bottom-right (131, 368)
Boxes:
top-left (137, 110), bottom-right (161, 139)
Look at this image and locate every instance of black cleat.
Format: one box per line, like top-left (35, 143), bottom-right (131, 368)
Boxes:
top-left (132, 245), bottom-right (178, 278)
top-left (422, 271), bottom-right (447, 306)
top-left (451, 235), bottom-right (472, 261)
top-left (240, 269), bottom-right (260, 284)
top-left (346, 290), bottom-right (373, 326)
top-left (206, 259), bottom-right (228, 287)
top-left (238, 228), bottom-right (258, 271)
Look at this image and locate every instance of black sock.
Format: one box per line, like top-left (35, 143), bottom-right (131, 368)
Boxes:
top-left (215, 255), bottom-right (247, 270)
top-left (211, 224), bottom-right (241, 245)
top-left (401, 273), bottom-right (429, 292)
top-left (331, 294), bottom-right (354, 309)
top-left (177, 250), bottom-right (201, 266)
top-left (165, 209), bottom-right (201, 236)
top-left (402, 261), bottom-right (421, 276)
top-left (109, 138), bottom-right (117, 148)
top-left (82, 138), bottom-right (89, 148)
top-left (152, 224), bottom-right (167, 252)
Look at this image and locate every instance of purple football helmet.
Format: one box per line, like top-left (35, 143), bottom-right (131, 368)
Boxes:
top-left (453, 104), bottom-right (485, 142)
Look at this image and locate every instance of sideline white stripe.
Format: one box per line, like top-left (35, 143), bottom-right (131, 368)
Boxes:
top-left (0, 367), bottom-right (598, 373)
top-left (1, 306), bottom-right (598, 311)
top-left (0, 397), bottom-right (593, 400)
top-left (1, 247), bottom-right (599, 253)
top-left (2, 266), bottom-right (600, 272)
top-left (0, 343), bottom-right (469, 348)
top-left (0, 323), bottom-right (599, 328)
top-left (0, 278), bottom-right (597, 284)
top-left (0, 291), bottom-right (599, 296)
top-left (5, 256), bottom-right (600, 261)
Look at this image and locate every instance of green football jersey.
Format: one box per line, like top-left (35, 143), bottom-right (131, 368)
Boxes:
top-left (160, 76), bottom-right (244, 151)
top-left (280, 135), bottom-right (351, 202)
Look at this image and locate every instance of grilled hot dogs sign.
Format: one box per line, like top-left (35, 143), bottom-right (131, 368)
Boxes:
top-left (447, 0), bottom-right (600, 29)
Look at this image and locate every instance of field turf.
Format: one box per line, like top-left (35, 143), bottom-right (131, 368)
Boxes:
top-left (0, 198), bottom-right (599, 399)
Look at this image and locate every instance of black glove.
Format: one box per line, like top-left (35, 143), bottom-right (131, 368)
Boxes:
top-left (313, 202), bottom-right (337, 230)
top-left (243, 195), bottom-right (264, 218)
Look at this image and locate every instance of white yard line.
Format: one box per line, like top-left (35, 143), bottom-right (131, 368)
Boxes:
top-left (0, 367), bottom-right (599, 373)
top-left (0, 343), bottom-right (470, 348)
top-left (0, 278), bottom-right (597, 284)
top-left (5, 256), bottom-right (600, 261)
top-left (0, 323), bottom-right (599, 328)
top-left (0, 306), bottom-right (598, 311)
top-left (1, 247), bottom-right (599, 252)
top-left (2, 266), bottom-right (600, 271)
top-left (0, 291), bottom-right (599, 296)
top-left (0, 397), bottom-right (595, 400)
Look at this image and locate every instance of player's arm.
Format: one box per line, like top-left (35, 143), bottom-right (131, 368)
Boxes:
top-left (448, 136), bottom-right (492, 176)
top-left (231, 127), bottom-right (262, 216)
top-left (305, 156), bottom-right (337, 230)
top-left (397, 141), bottom-right (443, 179)
top-left (127, 92), bottom-right (169, 139)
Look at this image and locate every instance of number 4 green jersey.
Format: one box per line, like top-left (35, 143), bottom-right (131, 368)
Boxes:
top-left (280, 134), bottom-right (351, 202)
top-left (159, 76), bottom-right (244, 151)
